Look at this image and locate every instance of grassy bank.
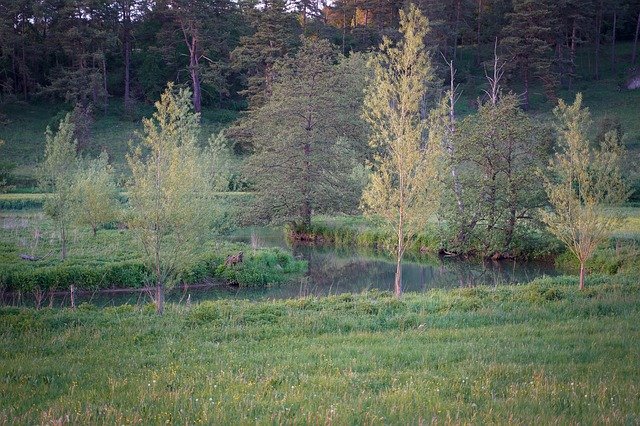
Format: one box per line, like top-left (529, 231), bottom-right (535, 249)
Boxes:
top-left (1, 277), bottom-right (639, 423)
top-left (0, 203), bottom-right (304, 296)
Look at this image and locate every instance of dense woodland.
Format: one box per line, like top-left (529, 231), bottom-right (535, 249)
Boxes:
top-left (1, 0), bottom-right (640, 111)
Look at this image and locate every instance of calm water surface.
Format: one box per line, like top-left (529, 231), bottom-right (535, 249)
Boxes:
top-left (4, 227), bottom-right (559, 307)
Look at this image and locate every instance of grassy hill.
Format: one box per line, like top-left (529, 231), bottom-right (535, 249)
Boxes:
top-left (0, 101), bottom-right (238, 189)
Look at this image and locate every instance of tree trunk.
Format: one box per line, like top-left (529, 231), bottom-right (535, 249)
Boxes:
top-left (633, 12), bottom-right (640, 65)
top-left (395, 212), bottom-right (403, 297)
top-left (595, 1), bottom-right (602, 80)
top-left (182, 23), bottom-right (202, 113)
top-left (476, 0), bottom-right (482, 65)
top-left (190, 61), bottom-right (202, 113)
top-left (156, 281), bottom-right (164, 315)
top-left (523, 67), bottom-right (530, 110)
top-left (569, 21), bottom-right (577, 89)
top-left (611, 11), bottom-right (617, 74)
top-left (301, 139), bottom-right (312, 228)
top-left (102, 56), bottom-right (109, 112)
top-left (579, 261), bottom-right (585, 290)
top-left (61, 226), bottom-right (67, 260)
top-left (70, 285), bottom-right (76, 310)
top-left (453, 0), bottom-right (461, 60)
top-left (123, 0), bottom-right (132, 112)
top-left (21, 34), bottom-right (28, 100)
top-left (394, 254), bottom-right (402, 297)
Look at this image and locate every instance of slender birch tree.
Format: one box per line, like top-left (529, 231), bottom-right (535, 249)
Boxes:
top-left (541, 94), bottom-right (628, 290)
top-left (38, 114), bottom-right (79, 260)
top-left (362, 4), bottom-right (442, 296)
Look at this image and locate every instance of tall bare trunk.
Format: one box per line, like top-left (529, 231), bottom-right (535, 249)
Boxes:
top-left (394, 253), bottom-right (402, 297)
top-left (633, 12), bottom-right (640, 65)
top-left (476, 0), bottom-right (482, 64)
top-left (595, 1), bottom-right (602, 80)
top-left (301, 137), bottom-right (312, 228)
top-left (523, 67), bottom-right (530, 110)
top-left (102, 57), bottom-right (109, 112)
top-left (579, 262), bottom-right (585, 290)
top-left (611, 11), bottom-right (617, 74)
top-left (395, 211), bottom-right (403, 297)
top-left (453, 0), bottom-right (461, 60)
top-left (123, 0), bottom-right (132, 111)
top-left (569, 22), bottom-right (577, 89)
top-left (182, 22), bottom-right (202, 113)
top-left (156, 282), bottom-right (164, 315)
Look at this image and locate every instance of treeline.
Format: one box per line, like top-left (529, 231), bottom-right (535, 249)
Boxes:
top-left (1, 0), bottom-right (639, 112)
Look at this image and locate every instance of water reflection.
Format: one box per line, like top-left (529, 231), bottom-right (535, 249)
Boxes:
top-left (2, 226), bottom-right (558, 308)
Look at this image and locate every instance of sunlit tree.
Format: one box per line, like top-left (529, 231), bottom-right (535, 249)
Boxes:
top-left (362, 5), bottom-right (442, 296)
top-left (38, 114), bottom-right (79, 260)
top-left (127, 84), bottom-right (215, 314)
top-left (541, 94), bottom-right (629, 289)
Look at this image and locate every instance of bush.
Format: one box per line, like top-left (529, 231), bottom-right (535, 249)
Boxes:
top-left (1, 261), bottom-right (149, 293)
top-left (214, 248), bottom-right (306, 287)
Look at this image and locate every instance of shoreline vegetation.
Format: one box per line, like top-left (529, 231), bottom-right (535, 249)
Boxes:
top-left (1, 278), bottom-right (639, 423)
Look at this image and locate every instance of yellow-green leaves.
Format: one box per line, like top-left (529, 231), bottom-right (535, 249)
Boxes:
top-left (542, 93), bottom-right (629, 288)
top-left (362, 5), bottom-right (441, 294)
top-left (126, 83), bottom-right (216, 313)
top-left (38, 113), bottom-right (79, 259)
top-left (71, 152), bottom-right (120, 236)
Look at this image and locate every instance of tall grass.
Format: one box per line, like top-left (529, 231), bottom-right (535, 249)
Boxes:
top-left (1, 278), bottom-right (639, 423)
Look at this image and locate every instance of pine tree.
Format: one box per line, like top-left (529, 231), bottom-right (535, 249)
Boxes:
top-left (246, 38), bottom-right (368, 227)
top-left (502, 0), bottom-right (558, 109)
top-left (231, 0), bottom-right (300, 109)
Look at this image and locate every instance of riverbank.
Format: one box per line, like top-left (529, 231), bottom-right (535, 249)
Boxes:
top-left (1, 276), bottom-right (639, 423)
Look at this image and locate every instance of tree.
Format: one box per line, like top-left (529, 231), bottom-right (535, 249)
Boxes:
top-left (0, 139), bottom-right (14, 193)
top-left (445, 92), bottom-right (546, 255)
top-left (541, 94), bottom-right (628, 290)
top-left (501, 0), bottom-right (558, 109)
top-left (158, 0), bottom-right (239, 112)
top-left (71, 152), bottom-right (120, 236)
top-left (231, 0), bottom-right (300, 109)
top-left (38, 114), bottom-right (79, 260)
top-left (246, 38), bottom-right (368, 226)
top-left (362, 5), bottom-right (442, 297)
top-left (127, 84), bottom-right (215, 314)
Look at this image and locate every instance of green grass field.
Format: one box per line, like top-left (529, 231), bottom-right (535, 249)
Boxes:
top-left (1, 279), bottom-right (639, 423)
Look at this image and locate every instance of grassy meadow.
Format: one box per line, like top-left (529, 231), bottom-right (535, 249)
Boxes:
top-left (1, 40), bottom-right (640, 425)
top-left (1, 278), bottom-right (639, 424)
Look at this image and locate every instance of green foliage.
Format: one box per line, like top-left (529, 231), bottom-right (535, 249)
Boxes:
top-left (541, 94), bottom-right (630, 288)
top-left (362, 5), bottom-right (442, 293)
top-left (0, 139), bottom-right (15, 193)
top-left (126, 84), bottom-right (217, 313)
top-left (442, 93), bottom-right (548, 255)
top-left (71, 152), bottom-right (121, 235)
top-left (501, 0), bottom-right (558, 107)
top-left (213, 248), bottom-right (306, 287)
top-left (245, 37), bottom-right (368, 226)
top-left (37, 113), bottom-right (79, 260)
